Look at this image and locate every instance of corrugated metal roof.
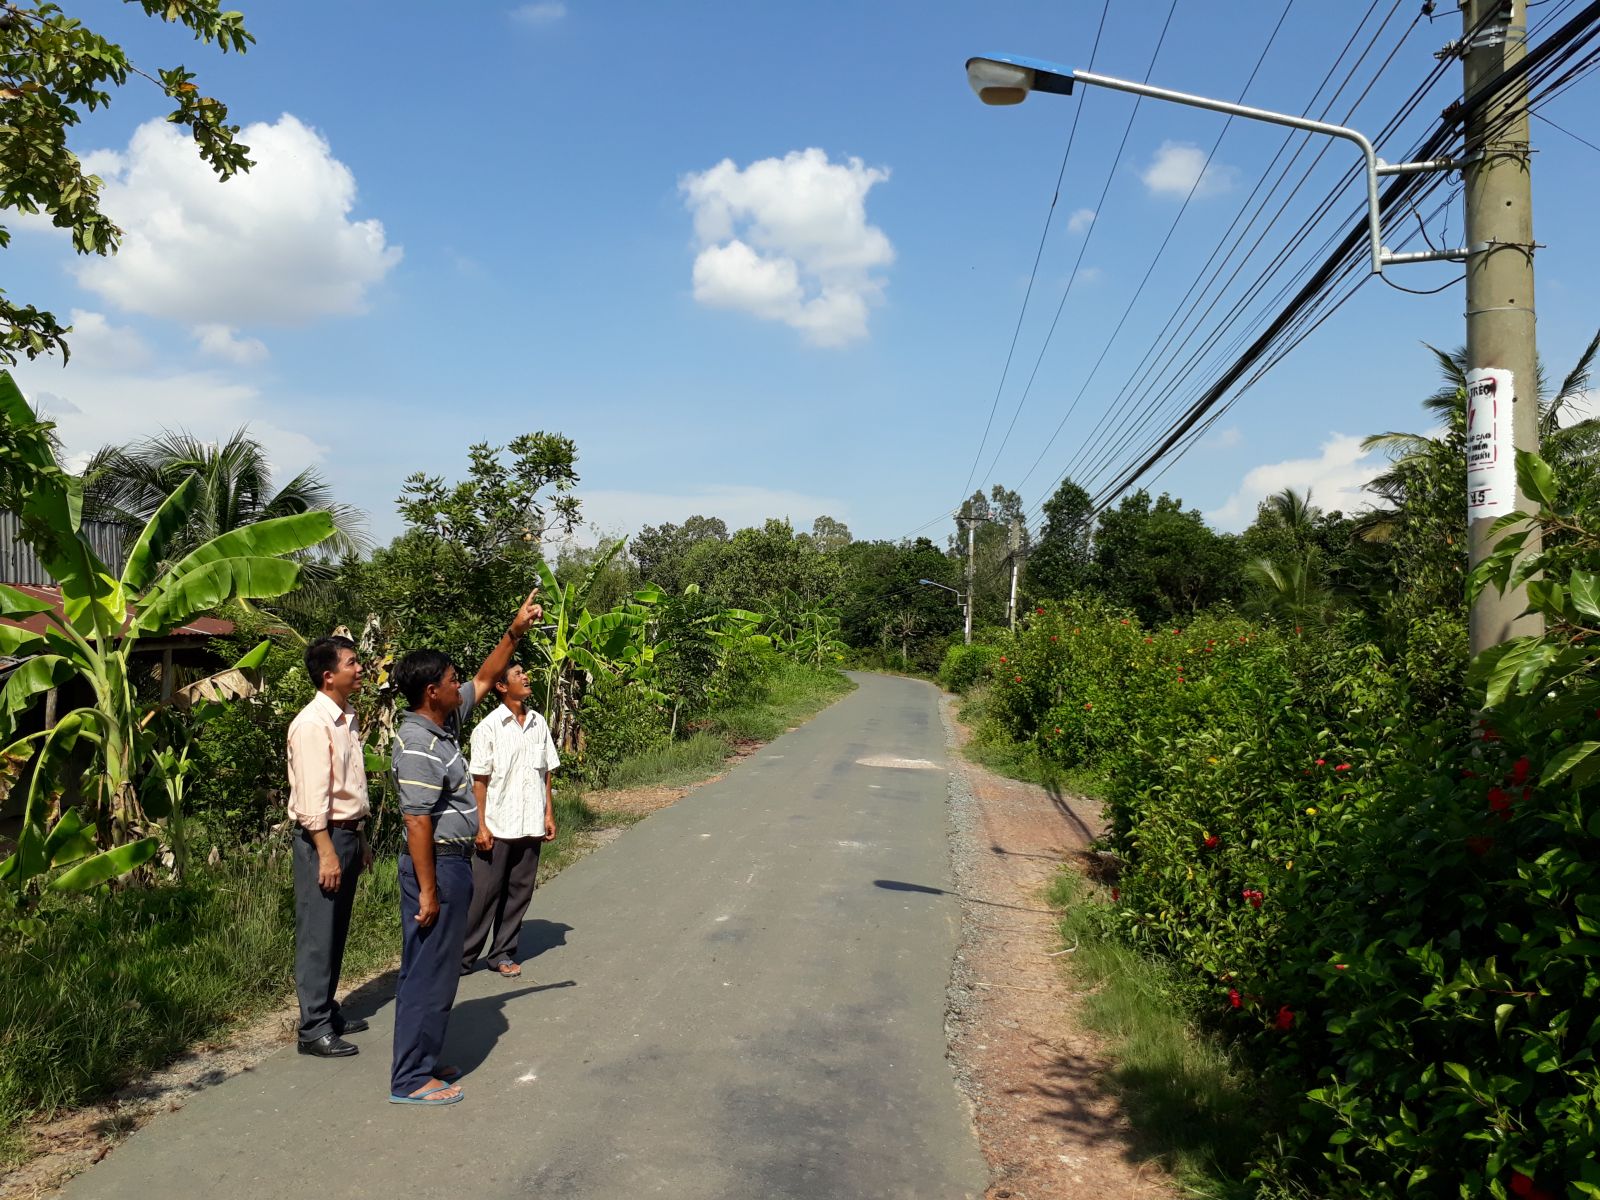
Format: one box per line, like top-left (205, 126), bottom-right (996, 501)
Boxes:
top-left (0, 513), bottom-right (126, 586)
top-left (0, 584), bottom-right (233, 641)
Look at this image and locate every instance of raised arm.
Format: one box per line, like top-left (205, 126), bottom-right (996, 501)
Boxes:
top-left (472, 588), bottom-right (542, 701)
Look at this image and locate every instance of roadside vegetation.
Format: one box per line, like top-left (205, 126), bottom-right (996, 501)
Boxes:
top-left (944, 337), bottom-right (1600, 1198)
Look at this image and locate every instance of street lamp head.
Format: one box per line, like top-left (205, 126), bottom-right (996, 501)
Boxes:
top-left (965, 54), bottom-right (1075, 106)
top-left (917, 578), bottom-right (937, 586)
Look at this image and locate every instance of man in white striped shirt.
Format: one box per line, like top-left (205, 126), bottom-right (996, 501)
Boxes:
top-left (461, 662), bottom-right (560, 978)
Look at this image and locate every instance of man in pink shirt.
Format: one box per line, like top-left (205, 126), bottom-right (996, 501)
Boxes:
top-left (287, 635), bottom-right (374, 1058)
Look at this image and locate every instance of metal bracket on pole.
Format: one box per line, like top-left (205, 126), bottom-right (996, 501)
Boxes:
top-left (1068, 69), bottom-right (1460, 276)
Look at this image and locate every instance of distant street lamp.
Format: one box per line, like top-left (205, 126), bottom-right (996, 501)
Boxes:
top-left (917, 578), bottom-right (969, 645)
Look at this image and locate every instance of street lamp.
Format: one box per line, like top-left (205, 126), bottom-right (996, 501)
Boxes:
top-left (917, 578), bottom-right (969, 646)
top-left (964, 53), bottom-right (1468, 274)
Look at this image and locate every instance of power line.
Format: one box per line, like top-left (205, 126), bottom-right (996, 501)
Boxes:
top-left (970, 0), bottom-right (1184, 498)
top-left (955, 0), bottom-right (1116, 505)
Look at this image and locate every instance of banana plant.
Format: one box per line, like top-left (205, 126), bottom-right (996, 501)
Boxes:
top-left (0, 372), bottom-right (333, 886)
top-left (524, 541), bottom-right (665, 752)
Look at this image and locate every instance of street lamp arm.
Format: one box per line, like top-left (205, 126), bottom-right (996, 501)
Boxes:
top-left (962, 54), bottom-right (1462, 275)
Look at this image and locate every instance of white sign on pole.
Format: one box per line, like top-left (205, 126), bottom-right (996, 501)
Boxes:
top-left (1465, 367), bottom-right (1516, 522)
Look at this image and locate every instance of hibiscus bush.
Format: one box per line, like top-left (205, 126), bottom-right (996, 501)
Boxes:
top-left (973, 455), bottom-right (1599, 1197)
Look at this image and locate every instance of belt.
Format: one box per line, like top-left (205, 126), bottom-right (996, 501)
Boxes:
top-left (327, 817), bottom-right (366, 831)
top-left (403, 841), bottom-right (474, 859)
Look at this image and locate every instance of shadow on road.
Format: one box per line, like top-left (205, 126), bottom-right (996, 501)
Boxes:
top-left (1042, 782), bottom-right (1101, 846)
top-left (515, 918), bottom-right (573, 963)
top-left (873, 878), bottom-right (1056, 914)
top-left (448, 980), bottom-right (578, 1074)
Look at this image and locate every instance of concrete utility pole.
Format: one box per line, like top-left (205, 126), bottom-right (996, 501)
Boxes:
top-left (1006, 518), bottom-right (1027, 629)
top-left (958, 514), bottom-right (979, 645)
top-left (1462, 0), bottom-right (1543, 652)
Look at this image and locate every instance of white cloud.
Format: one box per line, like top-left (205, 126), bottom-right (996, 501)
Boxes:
top-left (193, 323), bottom-right (269, 366)
top-left (74, 114), bottom-right (401, 326)
top-left (65, 309), bottom-right (152, 368)
top-left (1066, 207), bottom-right (1095, 235)
top-left (568, 484), bottom-right (849, 544)
top-left (510, 2), bottom-right (566, 25)
top-left (13, 311), bottom-right (324, 480)
top-left (1140, 140), bottom-right (1237, 199)
top-left (1209, 426), bottom-right (1244, 449)
top-left (1207, 434), bottom-right (1383, 530)
top-left (680, 147), bottom-right (893, 346)
top-left (1074, 266), bottom-right (1103, 286)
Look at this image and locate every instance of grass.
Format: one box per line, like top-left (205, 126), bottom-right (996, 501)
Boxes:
top-left (702, 660), bottom-right (856, 743)
top-left (598, 731), bottom-right (731, 791)
top-left (1046, 868), bottom-right (1268, 1197)
top-left (0, 847), bottom-right (399, 1165)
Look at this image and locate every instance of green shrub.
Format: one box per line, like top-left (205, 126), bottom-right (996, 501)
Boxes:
top-left (939, 642), bottom-right (999, 693)
top-left (577, 677), bottom-right (670, 785)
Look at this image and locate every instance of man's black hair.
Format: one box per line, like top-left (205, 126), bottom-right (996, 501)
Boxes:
top-left (305, 635), bottom-right (358, 692)
top-left (394, 649), bottom-right (455, 708)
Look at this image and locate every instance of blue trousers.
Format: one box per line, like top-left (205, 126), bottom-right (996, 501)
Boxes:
top-left (391, 851), bottom-right (473, 1096)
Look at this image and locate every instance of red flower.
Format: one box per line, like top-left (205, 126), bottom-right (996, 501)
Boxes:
top-left (1509, 756), bottom-right (1532, 785)
top-left (1054, 727), bottom-right (1062, 734)
top-left (1229, 988), bottom-right (1242, 1009)
top-left (1315, 758), bottom-right (1326, 766)
top-left (1275, 1005), bottom-right (1295, 1031)
top-left (1461, 769), bottom-right (1477, 778)
top-left (1110, 888), bottom-right (1120, 901)
top-left (1083, 702), bottom-right (1093, 710)
top-left (1242, 888), bottom-right (1263, 909)
top-left (1014, 676), bottom-right (1022, 683)
top-left (1482, 726), bottom-right (1502, 743)
top-left (1334, 964), bottom-right (1348, 971)
top-left (1036, 607), bottom-right (1045, 615)
top-left (1171, 628), bottom-right (1181, 635)
top-left (1487, 786), bottom-right (1512, 813)
top-left (998, 656), bottom-right (1007, 663)
top-left (1144, 637), bottom-right (1153, 644)
top-left (1204, 834), bottom-right (1219, 850)
top-left (1050, 635), bottom-right (1058, 642)
top-left (1465, 835), bottom-right (1495, 856)
top-left (1510, 1174), bottom-right (1539, 1199)
top-left (1120, 619), bottom-right (1129, 625)
top-left (1334, 763), bottom-right (1351, 772)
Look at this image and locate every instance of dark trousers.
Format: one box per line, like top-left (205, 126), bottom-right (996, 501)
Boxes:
top-left (461, 836), bottom-right (543, 971)
top-left (391, 851), bottom-right (472, 1096)
top-left (292, 826), bottom-right (363, 1042)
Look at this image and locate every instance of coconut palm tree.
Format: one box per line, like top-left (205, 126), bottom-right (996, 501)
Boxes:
top-left (82, 428), bottom-right (369, 562)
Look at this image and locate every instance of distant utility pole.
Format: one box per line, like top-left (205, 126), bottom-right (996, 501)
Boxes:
top-left (957, 511), bottom-right (982, 645)
top-left (1462, 0), bottom-right (1543, 652)
top-left (1006, 518), bottom-right (1028, 629)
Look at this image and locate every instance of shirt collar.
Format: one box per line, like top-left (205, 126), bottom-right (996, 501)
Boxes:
top-left (496, 704), bottom-right (537, 729)
top-left (311, 689), bottom-right (355, 725)
top-left (400, 709), bottom-right (452, 739)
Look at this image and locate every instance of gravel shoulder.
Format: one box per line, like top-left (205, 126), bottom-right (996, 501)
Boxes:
top-left (939, 692), bottom-right (1175, 1199)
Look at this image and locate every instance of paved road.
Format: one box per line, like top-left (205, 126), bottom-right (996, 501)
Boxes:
top-left (67, 673), bottom-right (988, 1200)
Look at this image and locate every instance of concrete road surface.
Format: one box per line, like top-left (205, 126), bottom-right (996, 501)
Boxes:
top-left (65, 673), bottom-right (988, 1200)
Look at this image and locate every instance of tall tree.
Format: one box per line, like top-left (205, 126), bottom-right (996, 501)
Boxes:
top-left (83, 428), bottom-right (368, 561)
top-left (1026, 477), bottom-right (1094, 598)
top-left (630, 515), bottom-right (728, 593)
top-left (0, 2), bottom-right (253, 364)
top-left (1092, 490), bottom-right (1241, 623)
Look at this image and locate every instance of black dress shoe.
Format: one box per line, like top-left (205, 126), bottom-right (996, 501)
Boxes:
top-left (298, 1033), bottom-right (358, 1058)
top-left (336, 1016), bottom-right (369, 1035)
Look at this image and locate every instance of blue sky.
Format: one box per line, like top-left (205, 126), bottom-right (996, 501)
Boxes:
top-left (9, 0), bottom-right (1599, 550)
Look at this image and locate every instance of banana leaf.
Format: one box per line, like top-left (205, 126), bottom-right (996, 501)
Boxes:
top-left (42, 807), bottom-right (96, 868)
top-left (154, 512), bottom-right (334, 586)
top-left (48, 837), bottom-right (160, 892)
top-left (135, 557), bottom-right (303, 635)
top-left (120, 475), bottom-right (201, 592)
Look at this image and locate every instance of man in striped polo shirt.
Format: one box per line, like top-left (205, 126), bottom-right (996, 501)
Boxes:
top-left (387, 589), bottom-right (542, 1106)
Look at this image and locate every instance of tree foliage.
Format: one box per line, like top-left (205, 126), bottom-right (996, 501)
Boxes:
top-left (0, 1), bottom-right (254, 364)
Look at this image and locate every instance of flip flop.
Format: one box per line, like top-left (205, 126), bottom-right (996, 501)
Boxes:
top-left (495, 962), bottom-right (522, 978)
top-left (388, 1083), bottom-right (464, 1106)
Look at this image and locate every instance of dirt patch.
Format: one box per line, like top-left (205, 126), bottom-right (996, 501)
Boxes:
top-left (940, 695), bottom-right (1173, 1199)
